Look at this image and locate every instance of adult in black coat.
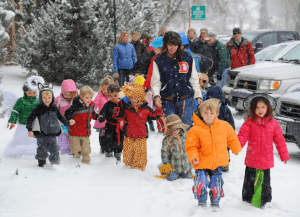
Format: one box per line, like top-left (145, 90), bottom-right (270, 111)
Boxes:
top-left (130, 31), bottom-right (148, 60)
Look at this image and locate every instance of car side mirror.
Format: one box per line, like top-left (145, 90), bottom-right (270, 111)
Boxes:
top-left (255, 41), bottom-right (263, 48)
top-left (253, 41), bottom-right (263, 53)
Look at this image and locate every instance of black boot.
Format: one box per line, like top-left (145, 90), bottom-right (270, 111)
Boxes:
top-left (38, 159), bottom-right (46, 167)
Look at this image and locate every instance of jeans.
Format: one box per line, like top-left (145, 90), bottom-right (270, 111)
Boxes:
top-left (118, 69), bottom-right (133, 86)
top-left (216, 67), bottom-right (230, 89)
top-left (161, 96), bottom-right (194, 127)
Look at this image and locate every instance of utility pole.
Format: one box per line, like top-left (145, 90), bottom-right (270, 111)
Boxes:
top-left (114, 0), bottom-right (116, 44)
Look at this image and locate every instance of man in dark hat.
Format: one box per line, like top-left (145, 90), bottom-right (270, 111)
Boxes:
top-left (226, 27), bottom-right (255, 69)
top-left (205, 32), bottom-right (231, 88)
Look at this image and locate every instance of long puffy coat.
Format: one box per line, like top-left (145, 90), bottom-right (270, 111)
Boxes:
top-left (185, 112), bottom-right (241, 170)
top-left (238, 117), bottom-right (290, 170)
top-left (65, 96), bottom-right (98, 137)
top-left (226, 37), bottom-right (255, 69)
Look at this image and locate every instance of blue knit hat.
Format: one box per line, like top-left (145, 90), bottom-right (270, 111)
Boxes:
top-left (149, 36), bottom-right (163, 48)
top-left (178, 32), bottom-right (190, 45)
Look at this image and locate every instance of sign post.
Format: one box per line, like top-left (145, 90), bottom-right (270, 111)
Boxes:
top-left (191, 6), bottom-right (206, 21)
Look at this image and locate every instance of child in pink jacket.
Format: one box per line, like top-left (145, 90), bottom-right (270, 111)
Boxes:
top-left (238, 94), bottom-right (289, 208)
top-left (55, 79), bottom-right (78, 154)
top-left (93, 76), bottom-right (114, 153)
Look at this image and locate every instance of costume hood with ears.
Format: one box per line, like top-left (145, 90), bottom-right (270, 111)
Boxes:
top-left (38, 82), bottom-right (55, 106)
top-left (123, 83), bottom-right (146, 107)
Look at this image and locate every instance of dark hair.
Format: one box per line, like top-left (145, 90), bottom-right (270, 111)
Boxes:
top-left (22, 83), bottom-right (29, 92)
top-left (163, 31), bottom-right (183, 62)
top-left (107, 83), bottom-right (120, 93)
top-left (145, 36), bottom-right (153, 46)
top-left (248, 97), bottom-right (273, 121)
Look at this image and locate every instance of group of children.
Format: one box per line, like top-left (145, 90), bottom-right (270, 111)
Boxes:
top-left (5, 73), bottom-right (290, 210)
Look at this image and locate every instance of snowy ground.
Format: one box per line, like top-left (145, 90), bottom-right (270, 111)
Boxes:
top-left (0, 65), bottom-right (300, 217)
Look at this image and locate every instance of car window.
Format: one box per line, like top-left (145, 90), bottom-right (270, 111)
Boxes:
top-left (279, 32), bottom-right (295, 42)
top-left (242, 32), bottom-right (260, 42)
top-left (282, 44), bottom-right (300, 60)
top-left (255, 45), bottom-right (287, 60)
top-left (257, 33), bottom-right (277, 48)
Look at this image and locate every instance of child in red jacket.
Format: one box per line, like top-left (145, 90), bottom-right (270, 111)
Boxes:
top-left (238, 93), bottom-right (289, 208)
top-left (65, 86), bottom-right (99, 164)
top-left (122, 83), bottom-right (160, 171)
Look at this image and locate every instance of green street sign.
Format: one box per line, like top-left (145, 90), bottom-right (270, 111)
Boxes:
top-left (191, 6), bottom-right (205, 20)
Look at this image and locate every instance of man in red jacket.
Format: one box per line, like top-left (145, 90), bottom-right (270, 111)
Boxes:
top-left (226, 28), bottom-right (255, 69)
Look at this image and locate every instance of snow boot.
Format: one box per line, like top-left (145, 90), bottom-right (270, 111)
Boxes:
top-left (106, 152), bottom-right (113, 157)
top-left (198, 201), bottom-right (207, 207)
top-left (211, 202), bottom-right (220, 212)
top-left (38, 159), bottom-right (46, 167)
top-left (222, 165), bottom-right (229, 172)
top-left (114, 152), bottom-right (121, 161)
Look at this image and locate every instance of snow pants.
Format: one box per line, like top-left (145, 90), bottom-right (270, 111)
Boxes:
top-left (70, 136), bottom-right (91, 164)
top-left (123, 137), bottom-right (147, 171)
top-left (193, 167), bottom-right (224, 204)
top-left (36, 135), bottom-right (60, 164)
top-left (242, 166), bottom-right (271, 207)
top-left (98, 127), bottom-right (106, 151)
top-left (104, 123), bottom-right (124, 154)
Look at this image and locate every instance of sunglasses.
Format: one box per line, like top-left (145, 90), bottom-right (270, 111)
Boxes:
top-left (234, 32), bottom-right (241, 35)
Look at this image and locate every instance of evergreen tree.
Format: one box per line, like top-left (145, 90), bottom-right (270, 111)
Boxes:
top-left (14, 0), bottom-right (158, 86)
top-left (0, 3), bottom-right (15, 117)
top-left (0, 2), bottom-right (15, 62)
top-left (116, 0), bottom-right (158, 36)
top-left (258, 0), bottom-right (273, 29)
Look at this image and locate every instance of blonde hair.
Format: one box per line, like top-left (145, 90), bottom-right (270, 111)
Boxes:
top-left (99, 75), bottom-right (114, 93)
top-left (42, 91), bottom-right (52, 97)
top-left (116, 31), bottom-right (129, 45)
top-left (80, 86), bottom-right (94, 97)
top-left (131, 31), bottom-right (139, 37)
top-left (199, 99), bottom-right (220, 114)
top-left (187, 28), bottom-right (196, 35)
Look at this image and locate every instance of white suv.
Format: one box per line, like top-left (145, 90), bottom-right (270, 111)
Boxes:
top-left (274, 91), bottom-right (300, 149)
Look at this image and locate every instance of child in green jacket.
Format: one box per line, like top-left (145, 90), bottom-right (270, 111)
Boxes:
top-left (4, 76), bottom-right (42, 156)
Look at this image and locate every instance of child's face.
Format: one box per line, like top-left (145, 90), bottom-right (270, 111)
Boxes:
top-left (172, 129), bottom-right (180, 137)
top-left (81, 93), bottom-right (93, 106)
top-left (255, 101), bottom-right (268, 118)
top-left (25, 90), bottom-right (37, 97)
top-left (63, 91), bottom-right (72, 101)
top-left (109, 91), bottom-right (119, 102)
top-left (201, 108), bottom-right (218, 126)
top-left (128, 96), bottom-right (139, 106)
top-left (42, 93), bottom-right (52, 107)
top-left (101, 85), bottom-right (109, 97)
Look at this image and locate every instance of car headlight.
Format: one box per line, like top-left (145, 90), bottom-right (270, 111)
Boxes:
top-left (259, 79), bottom-right (281, 90)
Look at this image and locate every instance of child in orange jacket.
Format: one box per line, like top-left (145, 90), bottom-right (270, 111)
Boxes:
top-left (185, 99), bottom-right (242, 209)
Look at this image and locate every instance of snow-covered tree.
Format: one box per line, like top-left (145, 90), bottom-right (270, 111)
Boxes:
top-left (258, 0), bottom-right (273, 29)
top-left (0, 3), bottom-right (15, 117)
top-left (0, 2), bottom-right (15, 62)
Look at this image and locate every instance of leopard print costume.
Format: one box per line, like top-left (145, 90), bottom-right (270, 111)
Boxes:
top-left (123, 137), bottom-right (147, 171)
